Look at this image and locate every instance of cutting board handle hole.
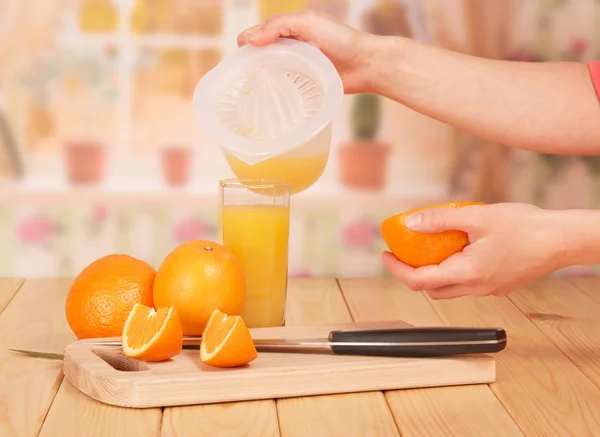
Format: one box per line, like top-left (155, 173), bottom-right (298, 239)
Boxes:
top-left (92, 348), bottom-right (150, 372)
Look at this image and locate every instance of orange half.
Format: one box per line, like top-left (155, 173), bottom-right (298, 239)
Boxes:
top-left (200, 309), bottom-right (257, 368)
top-left (380, 201), bottom-right (485, 267)
top-left (122, 303), bottom-right (183, 362)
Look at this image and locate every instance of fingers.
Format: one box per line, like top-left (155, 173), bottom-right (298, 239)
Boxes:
top-left (237, 11), bottom-right (318, 47)
top-left (404, 205), bottom-right (484, 235)
top-left (382, 252), bottom-right (470, 291)
top-left (237, 24), bottom-right (263, 47)
top-left (382, 251), bottom-right (415, 283)
top-left (255, 13), bottom-right (308, 45)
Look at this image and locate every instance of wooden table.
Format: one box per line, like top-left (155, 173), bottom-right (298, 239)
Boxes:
top-left (1, 277), bottom-right (600, 436)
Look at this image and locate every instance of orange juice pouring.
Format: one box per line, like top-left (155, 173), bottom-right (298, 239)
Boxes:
top-left (223, 151), bottom-right (329, 195)
top-left (220, 179), bottom-right (290, 328)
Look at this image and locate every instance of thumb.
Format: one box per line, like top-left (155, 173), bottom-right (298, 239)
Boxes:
top-left (404, 206), bottom-right (480, 234)
top-left (237, 24), bottom-right (264, 47)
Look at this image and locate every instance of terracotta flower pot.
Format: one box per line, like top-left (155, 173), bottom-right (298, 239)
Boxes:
top-left (338, 140), bottom-right (390, 190)
top-left (161, 146), bottom-right (192, 186)
top-left (64, 140), bottom-right (106, 185)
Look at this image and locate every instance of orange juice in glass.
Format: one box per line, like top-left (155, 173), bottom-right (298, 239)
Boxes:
top-left (219, 178), bottom-right (290, 328)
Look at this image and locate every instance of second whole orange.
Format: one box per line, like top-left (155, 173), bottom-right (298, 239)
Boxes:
top-left (380, 202), bottom-right (485, 268)
top-left (153, 240), bottom-right (246, 335)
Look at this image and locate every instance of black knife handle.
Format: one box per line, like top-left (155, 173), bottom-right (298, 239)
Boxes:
top-left (328, 327), bottom-right (507, 357)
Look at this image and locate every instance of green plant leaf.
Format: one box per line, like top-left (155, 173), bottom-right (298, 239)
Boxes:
top-left (8, 349), bottom-right (64, 360)
top-left (351, 93), bottom-right (381, 140)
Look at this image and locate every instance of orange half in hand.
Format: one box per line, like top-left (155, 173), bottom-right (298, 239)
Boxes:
top-left (200, 309), bottom-right (258, 368)
top-left (122, 303), bottom-right (183, 362)
top-left (380, 201), bottom-right (485, 268)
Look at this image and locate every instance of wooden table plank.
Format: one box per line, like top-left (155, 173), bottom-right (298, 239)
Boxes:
top-left (278, 392), bottom-right (399, 437)
top-left (508, 278), bottom-right (600, 388)
top-left (284, 277), bottom-right (352, 325)
top-left (425, 284), bottom-right (600, 436)
top-left (276, 278), bottom-right (400, 437)
top-left (568, 277), bottom-right (600, 306)
top-left (160, 277), bottom-right (351, 437)
top-left (31, 281), bottom-right (163, 437)
top-left (162, 401), bottom-right (278, 437)
top-left (0, 280), bottom-right (75, 437)
top-left (385, 385), bottom-right (524, 437)
top-left (38, 382), bottom-right (161, 437)
top-left (0, 279), bottom-right (23, 315)
top-left (339, 278), bottom-right (445, 327)
top-left (338, 278), bottom-right (523, 437)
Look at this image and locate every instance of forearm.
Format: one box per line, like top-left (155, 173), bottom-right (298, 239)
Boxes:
top-left (368, 36), bottom-right (600, 155)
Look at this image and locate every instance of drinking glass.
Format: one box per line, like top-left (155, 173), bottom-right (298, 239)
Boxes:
top-left (219, 178), bottom-right (290, 328)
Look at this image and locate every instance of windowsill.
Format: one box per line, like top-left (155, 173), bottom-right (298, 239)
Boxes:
top-left (0, 178), bottom-right (448, 210)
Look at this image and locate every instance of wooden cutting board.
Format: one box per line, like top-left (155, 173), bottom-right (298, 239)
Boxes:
top-left (63, 320), bottom-right (498, 408)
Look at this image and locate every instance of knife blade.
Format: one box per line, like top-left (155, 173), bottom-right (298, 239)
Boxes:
top-left (78, 327), bottom-right (507, 357)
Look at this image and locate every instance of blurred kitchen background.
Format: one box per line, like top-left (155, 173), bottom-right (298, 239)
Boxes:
top-left (1, 0), bottom-right (599, 279)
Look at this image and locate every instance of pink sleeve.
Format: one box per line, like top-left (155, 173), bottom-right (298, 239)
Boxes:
top-left (590, 61), bottom-right (600, 99)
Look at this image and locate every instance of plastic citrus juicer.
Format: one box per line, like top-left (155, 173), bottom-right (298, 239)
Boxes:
top-left (193, 38), bottom-right (344, 194)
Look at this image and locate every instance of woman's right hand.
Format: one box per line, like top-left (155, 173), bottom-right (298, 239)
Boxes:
top-left (237, 10), bottom-right (379, 94)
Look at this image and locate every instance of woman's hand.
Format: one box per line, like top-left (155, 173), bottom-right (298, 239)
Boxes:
top-left (237, 10), bottom-right (379, 94)
top-left (382, 203), bottom-right (577, 299)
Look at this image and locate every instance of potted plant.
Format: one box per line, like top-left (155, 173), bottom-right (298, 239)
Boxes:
top-left (361, 0), bottom-right (413, 38)
top-left (20, 47), bottom-right (116, 185)
top-left (338, 93), bottom-right (390, 190)
top-left (64, 138), bottom-right (106, 185)
top-left (160, 144), bottom-right (193, 187)
top-left (60, 48), bottom-right (116, 185)
top-left (19, 57), bottom-right (56, 150)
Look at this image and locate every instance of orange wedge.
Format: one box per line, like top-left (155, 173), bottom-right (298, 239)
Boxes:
top-left (122, 303), bottom-right (183, 362)
top-left (200, 309), bottom-right (257, 368)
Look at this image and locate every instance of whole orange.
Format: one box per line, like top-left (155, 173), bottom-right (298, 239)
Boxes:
top-left (380, 202), bottom-right (485, 268)
top-left (65, 254), bottom-right (156, 339)
top-left (153, 240), bottom-right (245, 335)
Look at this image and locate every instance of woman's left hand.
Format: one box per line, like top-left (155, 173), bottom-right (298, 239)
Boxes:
top-left (382, 202), bottom-right (572, 299)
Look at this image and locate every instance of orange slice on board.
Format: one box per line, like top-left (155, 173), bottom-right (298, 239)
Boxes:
top-left (200, 309), bottom-right (258, 368)
top-left (122, 303), bottom-right (183, 362)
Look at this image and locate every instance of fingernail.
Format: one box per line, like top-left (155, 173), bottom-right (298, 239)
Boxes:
top-left (246, 27), bottom-right (263, 42)
top-left (404, 213), bottom-right (422, 229)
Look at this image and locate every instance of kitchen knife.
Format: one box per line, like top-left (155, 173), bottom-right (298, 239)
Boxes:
top-left (79, 327), bottom-right (507, 357)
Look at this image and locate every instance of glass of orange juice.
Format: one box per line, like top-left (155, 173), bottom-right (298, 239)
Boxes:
top-left (219, 178), bottom-right (290, 328)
